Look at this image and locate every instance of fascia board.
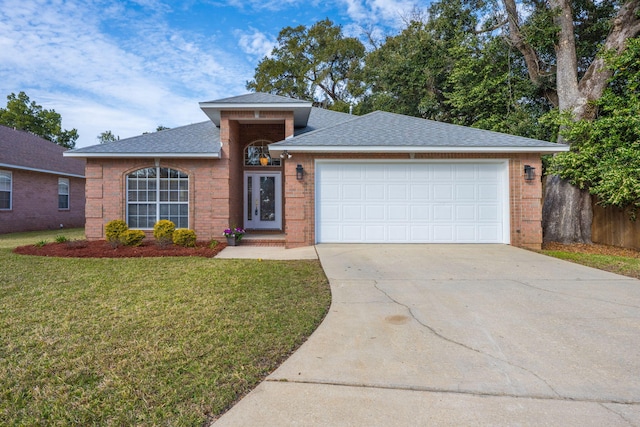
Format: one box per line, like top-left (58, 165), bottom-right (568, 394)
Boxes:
top-left (268, 145), bottom-right (570, 154)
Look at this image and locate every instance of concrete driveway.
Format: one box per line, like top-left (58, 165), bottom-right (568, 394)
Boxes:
top-left (214, 244), bottom-right (640, 426)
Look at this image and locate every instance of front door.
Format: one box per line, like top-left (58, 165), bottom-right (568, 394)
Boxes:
top-left (244, 172), bottom-right (282, 230)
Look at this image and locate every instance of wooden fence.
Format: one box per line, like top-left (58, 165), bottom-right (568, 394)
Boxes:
top-left (592, 203), bottom-right (640, 250)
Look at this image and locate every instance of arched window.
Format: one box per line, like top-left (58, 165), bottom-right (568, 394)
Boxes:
top-left (244, 140), bottom-right (281, 166)
top-left (126, 167), bottom-right (189, 228)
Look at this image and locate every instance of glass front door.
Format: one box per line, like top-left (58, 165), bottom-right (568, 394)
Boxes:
top-left (244, 172), bottom-right (282, 230)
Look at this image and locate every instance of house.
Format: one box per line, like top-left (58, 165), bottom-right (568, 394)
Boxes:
top-left (65, 93), bottom-right (568, 249)
top-left (0, 125), bottom-right (86, 234)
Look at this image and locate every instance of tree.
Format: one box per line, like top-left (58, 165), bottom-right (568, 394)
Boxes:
top-left (98, 130), bottom-right (119, 143)
top-left (503, 0), bottom-right (640, 243)
top-left (0, 92), bottom-right (78, 149)
top-left (550, 38), bottom-right (640, 218)
top-left (247, 19), bottom-right (366, 110)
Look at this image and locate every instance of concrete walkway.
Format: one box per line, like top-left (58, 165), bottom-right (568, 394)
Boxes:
top-left (214, 244), bottom-right (640, 426)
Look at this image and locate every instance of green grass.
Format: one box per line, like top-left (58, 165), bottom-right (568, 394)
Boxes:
top-left (542, 250), bottom-right (640, 279)
top-left (0, 230), bottom-right (331, 426)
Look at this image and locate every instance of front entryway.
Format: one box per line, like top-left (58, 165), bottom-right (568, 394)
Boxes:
top-left (244, 172), bottom-right (282, 230)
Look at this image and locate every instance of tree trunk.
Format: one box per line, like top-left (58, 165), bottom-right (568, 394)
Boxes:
top-left (542, 175), bottom-right (592, 243)
top-left (523, 0), bottom-right (639, 243)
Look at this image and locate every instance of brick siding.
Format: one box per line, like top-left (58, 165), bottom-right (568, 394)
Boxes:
top-left (0, 169), bottom-right (85, 234)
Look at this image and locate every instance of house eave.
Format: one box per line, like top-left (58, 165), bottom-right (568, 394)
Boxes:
top-left (268, 145), bottom-right (570, 155)
top-left (0, 162), bottom-right (85, 178)
top-left (199, 102), bottom-right (313, 128)
top-left (63, 152), bottom-right (221, 159)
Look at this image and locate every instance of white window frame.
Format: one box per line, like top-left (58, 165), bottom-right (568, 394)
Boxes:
top-left (0, 170), bottom-right (11, 210)
top-left (126, 167), bottom-right (189, 229)
top-left (58, 178), bottom-right (70, 210)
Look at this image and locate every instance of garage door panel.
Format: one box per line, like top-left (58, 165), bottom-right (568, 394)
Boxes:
top-left (455, 205), bottom-right (476, 220)
top-left (433, 205), bottom-right (453, 220)
top-left (343, 184), bottom-right (363, 200)
top-left (388, 184), bottom-right (408, 200)
top-left (316, 162), bottom-right (507, 243)
top-left (411, 205), bottom-right (429, 220)
top-left (411, 184), bottom-right (429, 200)
top-left (365, 205), bottom-right (385, 220)
top-left (433, 184), bottom-right (453, 200)
top-left (388, 205), bottom-right (409, 221)
top-left (343, 205), bottom-right (363, 221)
top-left (365, 184), bottom-right (385, 199)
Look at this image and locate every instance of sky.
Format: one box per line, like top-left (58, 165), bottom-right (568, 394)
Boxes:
top-left (0, 0), bottom-right (424, 148)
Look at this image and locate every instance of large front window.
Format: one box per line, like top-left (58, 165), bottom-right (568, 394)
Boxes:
top-left (127, 167), bottom-right (189, 228)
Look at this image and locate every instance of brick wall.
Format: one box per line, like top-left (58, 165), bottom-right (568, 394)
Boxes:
top-left (282, 153), bottom-right (544, 250)
top-left (84, 158), bottom-right (229, 241)
top-left (0, 169), bottom-right (85, 234)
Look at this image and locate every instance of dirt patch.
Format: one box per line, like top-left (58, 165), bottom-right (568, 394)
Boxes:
top-left (13, 240), bottom-right (227, 258)
top-left (542, 242), bottom-right (640, 258)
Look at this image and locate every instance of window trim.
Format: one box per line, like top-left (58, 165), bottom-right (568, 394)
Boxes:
top-left (58, 177), bottom-right (70, 210)
top-left (126, 166), bottom-right (189, 229)
top-left (0, 170), bottom-right (12, 211)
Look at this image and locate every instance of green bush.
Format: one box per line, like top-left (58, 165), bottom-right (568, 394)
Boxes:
top-left (55, 235), bottom-right (69, 243)
top-left (105, 220), bottom-right (129, 247)
top-left (153, 220), bottom-right (176, 247)
top-left (173, 229), bottom-right (197, 247)
top-left (120, 229), bottom-right (146, 246)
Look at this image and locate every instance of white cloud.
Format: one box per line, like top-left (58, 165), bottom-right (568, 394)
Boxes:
top-left (0, 0), bottom-right (253, 147)
top-left (235, 29), bottom-right (276, 58)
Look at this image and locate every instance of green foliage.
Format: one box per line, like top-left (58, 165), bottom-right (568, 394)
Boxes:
top-left (172, 229), bottom-right (197, 247)
top-left (34, 240), bottom-right (48, 247)
top-left (105, 220), bottom-right (129, 247)
top-left (153, 220), bottom-right (176, 246)
top-left (0, 92), bottom-right (79, 148)
top-left (550, 38), bottom-right (640, 216)
top-left (120, 229), bottom-right (146, 246)
top-left (247, 18), bottom-right (366, 108)
top-left (97, 130), bottom-right (119, 143)
top-left (54, 235), bottom-right (69, 243)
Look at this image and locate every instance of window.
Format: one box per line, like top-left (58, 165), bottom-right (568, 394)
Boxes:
top-left (0, 170), bottom-right (11, 210)
top-left (58, 178), bottom-right (70, 210)
top-left (127, 167), bottom-right (189, 228)
top-left (244, 140), bottom-right (281, 166)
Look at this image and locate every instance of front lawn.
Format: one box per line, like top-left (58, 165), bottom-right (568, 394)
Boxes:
top-left (541, 242), bottom-right (640, 280)
top-left (0, 229), bottom-right (331, 426)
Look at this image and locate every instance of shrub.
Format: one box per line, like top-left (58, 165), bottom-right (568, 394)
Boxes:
top-left (105, 220), bottom-right (129, 247)
top-left (153, 220), bottom-right (176, 247)
top-left (173, 229), bottom-right (197, 247)
top-left (120, 229), bottom-right (146, 246)
top-left (55, 235), bottom-right (69, 243)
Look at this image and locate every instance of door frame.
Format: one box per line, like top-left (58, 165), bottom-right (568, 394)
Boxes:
top-left (243, 171), bottom-right (282, 230)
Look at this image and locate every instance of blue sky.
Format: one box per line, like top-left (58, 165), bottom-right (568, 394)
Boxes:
top-left (0, 0), bottom-right (423, 147)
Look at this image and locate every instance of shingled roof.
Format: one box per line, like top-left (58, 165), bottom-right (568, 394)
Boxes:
top-left (65, 121), bottom-right (222, 158)
top-left (269, 110), bottom-right (569, 154)
top-left (0, 125), bottom-right (85, 177)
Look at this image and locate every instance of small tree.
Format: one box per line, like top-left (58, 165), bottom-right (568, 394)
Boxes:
top-left (0, 92), bottom-right (79, 148)
top-left (98, 130), bottom-right (119, 143)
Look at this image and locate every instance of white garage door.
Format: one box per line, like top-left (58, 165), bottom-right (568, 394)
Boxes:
top-left (316, 161), bottom-right (509, 243)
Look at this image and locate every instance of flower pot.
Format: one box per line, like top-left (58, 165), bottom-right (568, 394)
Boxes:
top-left (226, 236), bottom-right (237, 246)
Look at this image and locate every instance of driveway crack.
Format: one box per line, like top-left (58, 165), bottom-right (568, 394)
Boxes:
top-left (373, 280), bottom-right (561, 398)
top-left (514, 279), bottom-right (640, 310)
top-left (599, 402), bottom-right (637, 426)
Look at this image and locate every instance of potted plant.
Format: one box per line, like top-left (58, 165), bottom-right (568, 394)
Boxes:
top-left (223, 227), bottom-right (245, 246)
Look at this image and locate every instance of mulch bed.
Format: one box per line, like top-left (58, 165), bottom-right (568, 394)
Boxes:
top-left (542, 242), bottom-right (640, 258)
top-left (13, 240), bottom-right (228, 258)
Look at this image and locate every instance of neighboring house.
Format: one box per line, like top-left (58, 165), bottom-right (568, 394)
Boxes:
top-left (0, 125), bottom-right (86, 234)
top-left (65, 93), bottom-right (568, 249)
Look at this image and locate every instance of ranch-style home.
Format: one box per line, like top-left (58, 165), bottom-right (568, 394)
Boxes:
top-left (65, 92), bottom-right (568, 249)
top-left (0, 125), bottom-right (85, 234)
